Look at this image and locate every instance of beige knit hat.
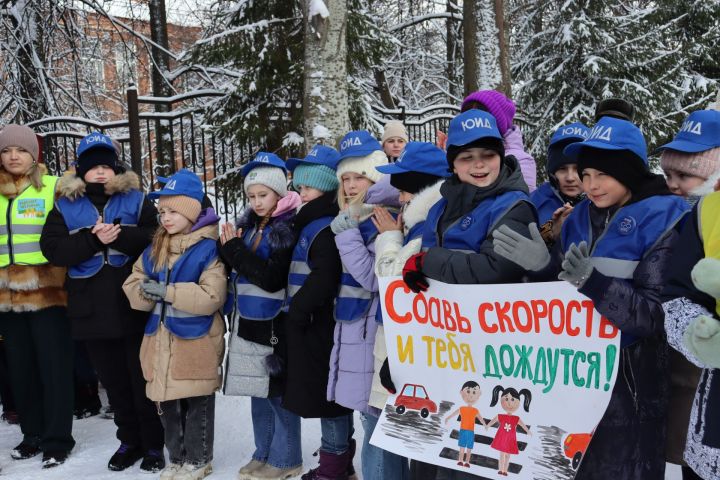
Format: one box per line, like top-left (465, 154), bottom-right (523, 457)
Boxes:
top-left (158, 195), bottom-right (202, 223)
top-left (381, 120), bottom-right (408, 144)
top-left (0, 124), bottom-right (39, 162)
top-left (336, 150), bottom-right (388, 184)
top-left (243, 166), bottom-right (288, 196)
top-left (660, 147), bottom-right (720, 180)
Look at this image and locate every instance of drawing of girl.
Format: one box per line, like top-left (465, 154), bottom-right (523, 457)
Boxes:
top-left (487, 385), bottom-right (532, 476)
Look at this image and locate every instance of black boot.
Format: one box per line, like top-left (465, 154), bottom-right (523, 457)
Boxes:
top-left (108, 443), bottom-right (143, 471)
top-left (42, 450), bottom-right (69, 468)
top-left (11, 441), bottom-right (41, 460)
top-left (139, 449), bottom-right (165, 473)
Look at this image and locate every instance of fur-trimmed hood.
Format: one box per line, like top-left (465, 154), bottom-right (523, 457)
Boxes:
top-left (691, 169), bottom-right (720, 198)
top-left (401, 180), bottom-right (444, 235)
top-left (56, 170), bottom-right (141, 201)
top-left (234, 208), bottom-right (296, 251)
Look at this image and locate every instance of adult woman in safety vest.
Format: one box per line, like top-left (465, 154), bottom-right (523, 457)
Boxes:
top-left (40, 132), bottom-right (164, 473)
top-left (219, 152), bottom-right (303, 480)
top-left (492, 116), bottom-right (689, 479)
top-left (0, 124), bottom-right (74, 468)
top-left (401, 110), bottom-right (536, 479)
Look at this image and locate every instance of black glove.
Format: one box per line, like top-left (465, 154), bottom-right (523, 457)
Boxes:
top-left (379, 357), bottom-right (396, 394)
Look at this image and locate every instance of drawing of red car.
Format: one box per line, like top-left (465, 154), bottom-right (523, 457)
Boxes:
top-left (563, 432), bottom-right (593, 470)
top-left (394, 384), bottom-right (438, 418)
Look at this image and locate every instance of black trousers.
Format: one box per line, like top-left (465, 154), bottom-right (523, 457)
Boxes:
top-left (0, 307), bottom-right (75, 452)
top-left (0, 339), bottom-right (16, 412)
top-left (85, 333), bottom-right (164, 451)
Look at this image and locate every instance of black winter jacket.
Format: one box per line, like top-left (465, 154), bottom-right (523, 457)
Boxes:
top-left (281, 192), bottom-right (352, 419)
top-left (218, 208), bottom-right (296, 398)
top-left (40, 172), bottom-right (157, 340)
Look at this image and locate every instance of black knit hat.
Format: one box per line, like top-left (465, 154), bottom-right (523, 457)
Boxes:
top-left (446, 137), bottom-right (505, 170)
top-left (577, 147), bottom-right (650, 191)
top-left (76, 148), bottom-right (120, 179)
top-left (390, 171), bottom-right (443, 194)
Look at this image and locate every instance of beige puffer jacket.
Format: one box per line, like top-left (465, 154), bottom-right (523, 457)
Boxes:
top-left (122, 224), bottom-right (227, 402)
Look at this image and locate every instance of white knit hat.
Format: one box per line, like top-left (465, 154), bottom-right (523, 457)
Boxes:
top-left (336, 150), bottom-right (388, 184)
top-left (243, 166), bottom-right (288, 196)
top-left (381, 120), bottom-right (408, 144)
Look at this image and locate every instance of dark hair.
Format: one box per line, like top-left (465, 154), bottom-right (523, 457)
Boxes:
top-left (461, 381), bottom-right (480, 390)
top-left (490, 385), bottom-right (532, 412)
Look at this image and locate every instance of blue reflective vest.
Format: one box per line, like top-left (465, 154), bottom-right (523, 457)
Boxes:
top-left (142, 238), bottom-right (218, 339)
top-left (56, 190), bottom-right (144, 278)
top-left (227, 224), bottom-right (285, 321)
top-left (561, 196), bottom-right (689, 347)
top-left (334, 216), bottom-right (389, 323)
top-left (285, 216), bottom-right (334, 312)
top-left (404, 220), bottom-right (425, 247)
top-left (422, 190), bottom-right (532, 253)
top-left (530, 182), bottom-right (564, 225)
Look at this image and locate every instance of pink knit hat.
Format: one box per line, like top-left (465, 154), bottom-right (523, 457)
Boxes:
top-left (660, 147), bottom-right (720, 180)
top-left (461, 90), bottom-right (516, 135)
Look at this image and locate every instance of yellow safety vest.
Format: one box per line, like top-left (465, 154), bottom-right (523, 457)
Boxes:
top-left (0, 175), bottom-right (58, 267)
top-left (699, 191), bottom-right (720, 317)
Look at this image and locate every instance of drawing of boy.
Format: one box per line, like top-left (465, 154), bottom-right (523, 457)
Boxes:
top-left (444, 381), bottom-right (487, 468)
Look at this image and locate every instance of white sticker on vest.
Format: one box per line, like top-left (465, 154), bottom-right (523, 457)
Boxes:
top-left (16, 198), bottom-right (46, 219)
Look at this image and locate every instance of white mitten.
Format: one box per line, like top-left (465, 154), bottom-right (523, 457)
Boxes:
top-left (683, 314), bottom-right (720, 369)
top-left (691, 257), bottom-right (720, 299)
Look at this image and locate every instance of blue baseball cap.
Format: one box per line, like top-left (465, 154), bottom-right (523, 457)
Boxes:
top-left (241, 151), bottom-right (286, 177)
top-left (446, 110), bottom-right (502, 148)
top-left (376, 142), bottom-right (450, 178)
top-left (657, 110), bottom-right (720, 153)
top-left (148, 169), bottom-right (204, 202)
top-left (549, 122), bottom-right (590, 147)
top-left (564, 116), bottom-right (648, 165)
top-left (76, 132), bottom-right (115, 157)
top-left (286, 145), bottom-right (340, 171)
top-left (337, 130), bottom-right (382, 160)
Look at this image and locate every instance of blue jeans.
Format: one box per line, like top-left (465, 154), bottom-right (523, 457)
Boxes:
top-left (320, 413), bottom-right (354, 454)
top-left (251, 396), bottom-right (302, 468)
top-left (361, 412), bottom-right (409, 480)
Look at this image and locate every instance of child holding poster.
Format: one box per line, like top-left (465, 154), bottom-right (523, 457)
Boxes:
top-left (492, 116), bottom-right (689, 480)
top-left (401, 109), bottom-right (536, 478)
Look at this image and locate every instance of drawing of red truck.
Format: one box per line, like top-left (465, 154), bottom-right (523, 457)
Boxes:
top-left (394, 383), bottom-right (438, 418)
top-left (563, 432), bottom-right (593, 470)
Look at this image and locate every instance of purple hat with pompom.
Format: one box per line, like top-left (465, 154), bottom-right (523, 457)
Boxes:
top-left (461, 90), bottom-right (516, 136)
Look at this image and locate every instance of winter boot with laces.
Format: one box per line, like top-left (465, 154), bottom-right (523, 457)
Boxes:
top-left (108, 443), bottom-right (143, 471)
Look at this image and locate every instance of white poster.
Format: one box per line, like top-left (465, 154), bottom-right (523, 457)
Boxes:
top-left (371, 278), bottom-right (620, 479)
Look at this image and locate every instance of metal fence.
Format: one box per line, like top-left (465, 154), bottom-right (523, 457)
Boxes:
top-left (371, 103), bottom-right (460, 142)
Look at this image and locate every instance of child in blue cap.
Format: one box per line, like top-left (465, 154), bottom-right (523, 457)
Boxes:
top-left (123, 169), bottom-right (226, 480)
top-left (218, 152), bottom-right (303, 480)
top-left (531, 122), bottom-right (589, 245)
top-left (493, 116), bottom-right (690, 480)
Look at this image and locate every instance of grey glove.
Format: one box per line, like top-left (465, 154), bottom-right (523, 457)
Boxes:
top-left (492, 223), bottom-right (550, 271)
top-left (558, 241), bottom-right (594, 288)
top-left (330, 211), bottom-right (359, 234)
top-left (683, 314), bottom-right (720, 369)
top-left (141, 279), bottom-right (167, 302)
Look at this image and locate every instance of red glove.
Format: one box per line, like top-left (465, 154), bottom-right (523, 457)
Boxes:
top-left (402, 252), bottom-right (429, 293)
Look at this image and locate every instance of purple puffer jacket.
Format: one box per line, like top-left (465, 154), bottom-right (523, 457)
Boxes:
top-left (327, 178), bottom-right (398, 415)
top-left (504, 125), bottom-right (537, 192)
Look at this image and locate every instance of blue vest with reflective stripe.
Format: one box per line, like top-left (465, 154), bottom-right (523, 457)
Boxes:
top-left (56, 190), bottom-right (144, 278)
top-left (530, 182), bottom-right (564, 225)
top-left (285, 216), bottom-right (334, 311)
top-left (228, 224), bottom-right (286, 321)
top-left (335, 217), bottom-right (384, 323)
top-left (561, 196), bottom-right (688, 347)
top-left (142, 238), bottom-right (218, 339)
top-left (422, 190), bottom-right (532, 253)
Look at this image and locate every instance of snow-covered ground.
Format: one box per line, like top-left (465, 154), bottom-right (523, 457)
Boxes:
top-left (0, 393), bottom-right (683, 479)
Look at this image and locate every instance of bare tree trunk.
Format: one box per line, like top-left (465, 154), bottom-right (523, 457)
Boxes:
top-left (374, 69), bottom-right (396, 109)
top-left (447, 0), bottom-right (458, 99)
top-left (462, 0), bottom-right (511, 96)
top-left (147, 0), bottom-right (173, 171)
top-left (303, 0), bottom-right (350, 150)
